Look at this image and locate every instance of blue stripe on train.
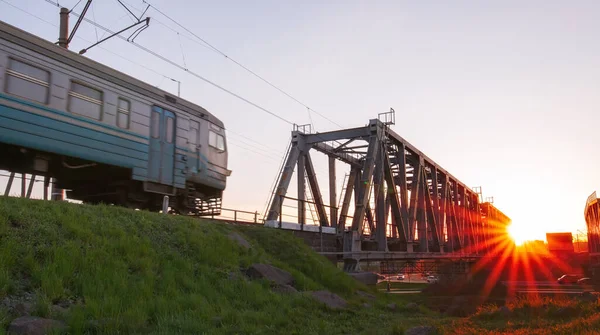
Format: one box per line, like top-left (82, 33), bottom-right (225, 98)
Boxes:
top-left (0, 93), bottom-right (226, 190)
top-left (0, 112), bottom-right (148, 161)
top-left (0, 92), bottom-right (148, 140)
top-left (0, 105), bottom-right (147, 171)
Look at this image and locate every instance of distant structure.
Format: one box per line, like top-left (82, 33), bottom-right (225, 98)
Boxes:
top-left (546, 232), bottom-right (574, 256)
top-left (522, 240), bottom-right (547, 253)
top-left (584, 192), bottom-right (600, 255)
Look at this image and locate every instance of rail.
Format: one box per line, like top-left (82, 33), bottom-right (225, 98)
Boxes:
top-left (209, 207), bottom-right (261, 224)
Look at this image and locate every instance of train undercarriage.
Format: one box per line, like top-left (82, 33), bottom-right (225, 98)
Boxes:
top-left (0, 142), bottom-right (223, 216)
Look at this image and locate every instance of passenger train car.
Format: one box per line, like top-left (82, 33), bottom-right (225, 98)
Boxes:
top-left (0, 20), bottom-right (231, 215)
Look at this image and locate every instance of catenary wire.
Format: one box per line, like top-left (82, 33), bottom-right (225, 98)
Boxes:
top-left (0, 0), bottom-right (287, 162)
top-left (42, 0), bottom-right (296, 126)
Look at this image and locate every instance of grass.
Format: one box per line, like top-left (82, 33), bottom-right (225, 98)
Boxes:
top-left (1, 196), bottom-right (600, 334)
top-left (0, 196), bottom-right (437, 334)
top-left (445, 295), bottom-right (600, 335)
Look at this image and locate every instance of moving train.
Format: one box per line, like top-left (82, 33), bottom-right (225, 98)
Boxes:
top-left (0, 20), bottom-right (231, 215)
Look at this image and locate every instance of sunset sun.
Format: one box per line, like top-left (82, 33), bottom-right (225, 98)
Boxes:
top-left (507, 223), bottom-right (528, 246)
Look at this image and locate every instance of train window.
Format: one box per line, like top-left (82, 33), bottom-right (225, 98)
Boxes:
top-left (151, 111), bottom-right (160, 138)
top-left (117, 98), bottom-right (130, 129)
top-left (190, 120), bottom-right (199, 146)
top-left (68, 81), bottom-right (103, 120)
top-left (166, 116), bottom-right (174, 143)
top-left (5, 58), bottom-right (50, 105)
top-left (209, 130), bottom-right (225, 151)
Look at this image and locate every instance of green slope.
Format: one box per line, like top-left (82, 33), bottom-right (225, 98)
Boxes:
top-left (0, 197), bottom-right (429, 334)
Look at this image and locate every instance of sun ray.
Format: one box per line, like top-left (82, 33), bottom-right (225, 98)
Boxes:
top-left (481, 239), bottom-right (515, 298)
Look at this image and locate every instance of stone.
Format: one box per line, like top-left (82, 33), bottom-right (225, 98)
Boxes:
top-left (444, 296), bottom-right (478, 317)
top-left (362, 303), bottom-right (371, 308)
top-left (348, 272), bottom-right (378, 286)
top-left (245, 264), bottom-right (294, 286)
top-left (405, 302), bottom-right (418, 309)
top-left (405, 325), bottom-right (437, 335)
top-left (357, 291), bottom-right (376, 300)
top-left (553, 307), bottom-right (579, 318)
top-left (578, 292), bottom-right (598, 303)
top-left (310, 290), bottom-right (347, 309)
top-left (212, 316), bottom-right (223, 326)
top-left (272, 284), bottom-right (298, 294)
top-left (51, 305), bottom-right (68, 316)
top-left (387, 303), bottom-right (397, 310)
top-left (228, 232), bottom-right (251, 249)
top-left (498, 306), bottom-right (511, 317)
top-left (14, 302), bottom-right (34, 316)
top-left (8, 316), bottom-right (66, 335)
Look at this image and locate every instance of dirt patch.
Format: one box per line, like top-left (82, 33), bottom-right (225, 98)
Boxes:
top-left (245, 263), bottom-right (294, 286)
top-left (310, 291), bottom-right (347, 309)
top-left (228, 232), bottom-right (251, 249)
top-left (8, 316), bottom-right (66, 335)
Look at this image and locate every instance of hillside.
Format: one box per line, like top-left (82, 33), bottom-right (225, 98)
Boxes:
top-left (2, 197), bottom-right (600, 335)
top-left (0, 197), bottom-right (435, 334)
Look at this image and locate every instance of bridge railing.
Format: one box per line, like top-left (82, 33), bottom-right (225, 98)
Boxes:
top-left (209, 208), bottom-right (261, 224)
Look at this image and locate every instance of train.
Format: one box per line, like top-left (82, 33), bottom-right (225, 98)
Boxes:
top-left (0, 20), bottom-right (231, 215)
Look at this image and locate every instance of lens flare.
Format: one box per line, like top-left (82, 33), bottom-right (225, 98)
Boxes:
top-left (507, 223), bottom-right (527, 246)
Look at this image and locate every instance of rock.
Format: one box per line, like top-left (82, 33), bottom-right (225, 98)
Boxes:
top-left (212, 316), bottom-right (223, 326)
top-left (405, 325), bottom-right (437, 335)
top-left (228, 232), bottom-right (251, 249)
top-left (444, 296), bottom-right (478, 317)
top-left (498, 306), bottom-right (511, 317)
top-left (356, 291), bottom-right (376, 300)
top-left (310, 290), bottom-right (347, 309)
top-left (14, 302), bottom-right (34, 316)
top-left (1, 293), bottom-right (38, 316)
top-left (362, 303), bottom-right (371, 308)
top-left (245, 264), bottom-right (294, 286)
top-left (272, 284), bottom-right (298, 294)
top-left (405, 302), bottom-right (418, 309)
top-left (578, 292), bottom-right (597, 303)
top-left (348, 272), bottom-right (378, 286)
top-left (228, 271), bottom-right (247, 281)
top-left (387, 303), bottom-right (397, 310)
top-left (8, 316), bottom-right (66, 335)
top-left (54, 299), bottom-right (72, 309)
top-left (86, 319), bottom-right (111, 330)
top-left (552, 307), bottom-right (579, 318)
top-left (50, 305), bottom-right (68, 316)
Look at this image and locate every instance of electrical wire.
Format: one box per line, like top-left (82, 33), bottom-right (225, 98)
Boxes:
top-left (42, 0), bottom-right (295, 126)
top-left (1, 0), bottom-right (288, 165)
top-left (127, 0), bottom-right (344, 129)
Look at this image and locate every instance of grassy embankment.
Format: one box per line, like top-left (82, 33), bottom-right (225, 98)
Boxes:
top-left (1, 196), bottom-right (599, 334)
top-left (0, 197), bottom-right (436, 334)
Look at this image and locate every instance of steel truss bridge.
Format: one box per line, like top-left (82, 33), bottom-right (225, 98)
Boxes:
top-left (584, 192), bottom-right (600, 260)
top-left (264, 110), bottom-right (511, 271)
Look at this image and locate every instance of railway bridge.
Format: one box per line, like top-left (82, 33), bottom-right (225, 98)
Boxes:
top-left (263, 111), bottom-right (512, 271)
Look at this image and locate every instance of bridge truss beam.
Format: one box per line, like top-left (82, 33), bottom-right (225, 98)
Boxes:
top-left (264, 111), bottom-right (511, 270)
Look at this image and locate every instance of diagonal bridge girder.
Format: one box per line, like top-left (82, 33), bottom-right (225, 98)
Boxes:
top-left (264, 113), bottom-right (511, 264)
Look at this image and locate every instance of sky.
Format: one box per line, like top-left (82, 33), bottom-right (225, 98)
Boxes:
top-left (1, 0), bottom-right (600, 242)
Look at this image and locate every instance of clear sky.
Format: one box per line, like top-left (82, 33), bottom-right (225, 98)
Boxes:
top-left (1, 0), bottom-right (599, 242)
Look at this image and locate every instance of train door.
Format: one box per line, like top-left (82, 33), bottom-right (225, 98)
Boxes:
top-left (190, 120), bottom-right (201, 174)
top-left (149, 106), bottom-right (175, 185)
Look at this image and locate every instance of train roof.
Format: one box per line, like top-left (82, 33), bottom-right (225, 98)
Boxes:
top-left (0, 20), bottom-right (224, 128)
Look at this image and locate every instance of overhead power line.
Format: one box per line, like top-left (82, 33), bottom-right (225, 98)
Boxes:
top-left (1, 0), bottom-right (285, 161)
top-left (137, 0), bottom-right (344, 129)
top-left (42, 0), bottom-right (295, 126)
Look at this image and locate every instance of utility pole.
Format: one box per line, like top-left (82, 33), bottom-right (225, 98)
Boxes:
top-left (51, 6), bottom-right (72, 201)
top-left (171, 78), bottom-right (181, 97)
top-left (49, 0), bottom-right (149, 202)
